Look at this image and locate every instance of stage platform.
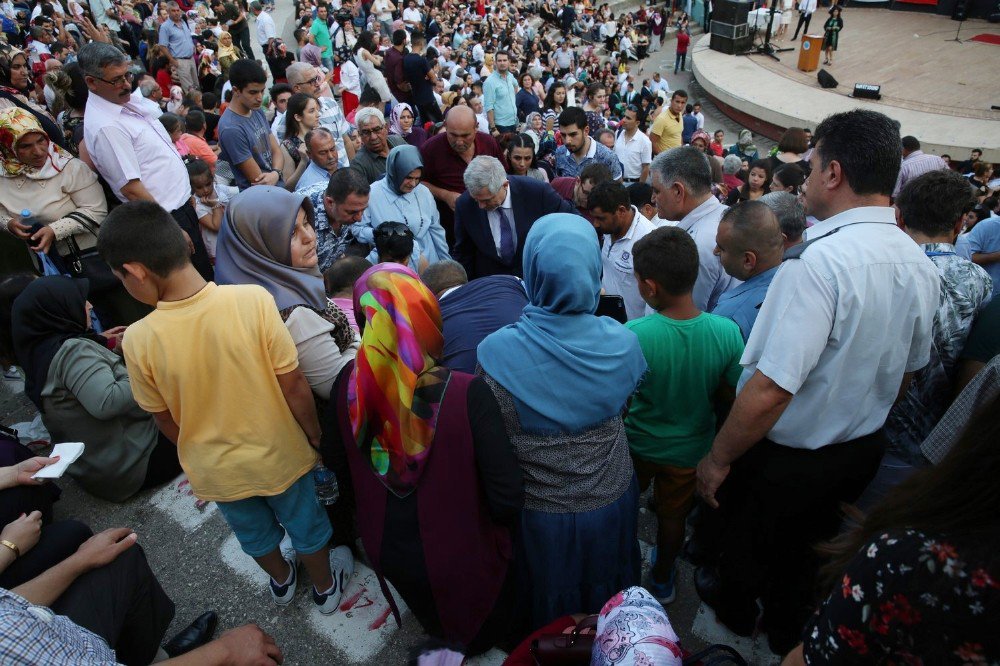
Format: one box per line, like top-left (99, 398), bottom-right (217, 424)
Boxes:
top-left (692, 8), bottom-right (1000, 161)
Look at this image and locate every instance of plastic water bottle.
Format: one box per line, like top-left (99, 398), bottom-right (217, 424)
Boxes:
top-left (312, 464), bottom-right (339, 505)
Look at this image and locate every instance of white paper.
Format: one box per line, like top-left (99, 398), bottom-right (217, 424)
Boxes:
top-left (32, 442), bottom-right (85, 479)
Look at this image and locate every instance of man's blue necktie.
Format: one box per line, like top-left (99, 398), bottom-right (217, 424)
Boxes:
top-left (497, 207), bottom-right (515, 265)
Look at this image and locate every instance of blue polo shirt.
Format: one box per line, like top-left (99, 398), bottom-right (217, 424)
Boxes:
top-left (158, 19), bottom-right (194, 59)
top-left (710, 265), bottom-right (779, 343)
top-left (965, 217), bottom-right (1000, 296)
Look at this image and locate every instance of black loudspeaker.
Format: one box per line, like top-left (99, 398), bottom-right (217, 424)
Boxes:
top-left (952, 0), bottom-right (968, 20)
top-left (713, 0), bottom-right (752, 24)
top-left (711, 21), bottom-right (750, 38)
top-left (852, 83), bottom-right (881, 100)
top-left (817, 69), bottom-right (838, 88)
top-left (710, 33), bottom-right (753, 54)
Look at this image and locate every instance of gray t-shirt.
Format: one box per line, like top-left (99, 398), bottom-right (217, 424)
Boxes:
top-left (218, 107), bottom-right (275, 190)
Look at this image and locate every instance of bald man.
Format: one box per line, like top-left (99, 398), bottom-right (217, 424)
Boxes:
top-left (710, 201), bottom-right (785, 342)
top-left (419, 105), bottom-right (507, 244)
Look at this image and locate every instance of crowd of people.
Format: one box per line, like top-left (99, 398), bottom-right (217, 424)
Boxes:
top-left (0, 0), bottom-right (999, 662)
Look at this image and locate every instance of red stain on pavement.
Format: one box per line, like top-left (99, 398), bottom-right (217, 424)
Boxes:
top-left (368, 607), bottom-right (391, 630)
top-left (340, 587), bottom-right (365, 611)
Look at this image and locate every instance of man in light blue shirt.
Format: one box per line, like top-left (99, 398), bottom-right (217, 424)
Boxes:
top-left (482, 51), bottom-right (519, 133)
top-left (158, 1), bottom-right (197, 92)
top-left (966, 215), bottom-right (1000, 296)
top-left (294, 128), bottom-right (340, 192)
top-left (710, 201), bottom-right (784, 342)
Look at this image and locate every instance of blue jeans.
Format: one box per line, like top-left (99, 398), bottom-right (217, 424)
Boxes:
top-left (674, 53), bottom-right (687, 73)
top-left (321, 56), bottom-right (334, 71)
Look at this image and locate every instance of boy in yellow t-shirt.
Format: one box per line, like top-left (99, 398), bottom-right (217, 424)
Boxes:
top-left (98, 201), bottom-right (345, 614)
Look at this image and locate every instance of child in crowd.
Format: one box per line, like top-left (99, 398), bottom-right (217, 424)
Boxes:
top-left (158, 112), bottom-right (189, 157)
top-left (180, 109), bottom-right (218, 169)
top-left (368, 221), bottom-right (427, 272)
top-left (322, 256), bottom-right (372, 334)
top-left (187, 158), bottom-right (236, 262)
top-left (96, 202), bottom-right (350, 613)
top-left (624, 227), bottom-right (745, 604)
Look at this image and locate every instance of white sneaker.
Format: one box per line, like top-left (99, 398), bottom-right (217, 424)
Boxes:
top-left (269, 557), bottom-right (297, 606)
top-left (313, 546), bottom-right (354, 615)
top-left (279, 532), bottom-right (296, 563)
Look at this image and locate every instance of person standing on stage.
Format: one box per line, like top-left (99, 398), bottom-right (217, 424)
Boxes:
top-left (791, 0), bottom-right (817, 41)
top-left (822, 7), bottom-right (843, 66)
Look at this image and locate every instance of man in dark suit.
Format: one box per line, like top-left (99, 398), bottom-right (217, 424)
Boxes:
top-left (454, 156), bottom-right (577, 278)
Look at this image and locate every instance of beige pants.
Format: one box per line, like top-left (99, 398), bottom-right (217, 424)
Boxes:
top-left (174, 57), bottom-right (199, 94)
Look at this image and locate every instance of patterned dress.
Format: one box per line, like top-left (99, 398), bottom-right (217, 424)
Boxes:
top-left (803, 529), bottom-right (1000, 665)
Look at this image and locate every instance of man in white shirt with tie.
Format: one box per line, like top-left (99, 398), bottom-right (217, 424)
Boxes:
top-left (80, 42), bottom-right (212, 278)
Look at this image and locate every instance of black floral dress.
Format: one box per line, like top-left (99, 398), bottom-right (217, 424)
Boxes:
top-left (803, 529), bottom-right (1000, 665)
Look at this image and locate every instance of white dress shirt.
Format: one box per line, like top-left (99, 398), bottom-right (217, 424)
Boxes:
top-left (255, 10), bottom-right (276, 46)
top-left (677, 196), bottom-right (739, 311)
top-left (486, 185), bottom-right (515, 256)
top-left (84, 93), bottom-right (190, 210)
top-left (600, 206), bottom-right (656, 321)
top-left (613, 128), bottom-right (652, 181)
top-left (739, 206), bottom-right (939, 449)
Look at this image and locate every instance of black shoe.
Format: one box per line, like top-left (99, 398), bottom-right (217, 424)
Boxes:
top-left (681, 536), bottom-right (714, 567)
top-left (694, 567), bottom-right (757, 637)
top-left (162, 611), bottom-right (218, 657)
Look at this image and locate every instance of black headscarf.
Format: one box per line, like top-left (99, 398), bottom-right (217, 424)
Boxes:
top-left (12, 277), bottom-right (106, 410)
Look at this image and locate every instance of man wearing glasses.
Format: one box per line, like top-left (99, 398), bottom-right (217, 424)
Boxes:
top-left (349, 108), bottom-right (404, 185)
top-left (80, 42), bottom-right (213, 279)
top-left (280, 62), bottom-right (353, 167)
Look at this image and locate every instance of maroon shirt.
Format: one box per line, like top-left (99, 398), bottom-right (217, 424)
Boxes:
top-left (419, 131), bottom-right (507, 237)
top-left (550, 176), bottom-right (594, 223)
top-left (383, 46), bottom-right (410, 103)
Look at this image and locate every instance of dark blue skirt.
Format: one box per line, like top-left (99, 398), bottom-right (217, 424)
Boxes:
top-left (517, 477), bottom-right (641, 629)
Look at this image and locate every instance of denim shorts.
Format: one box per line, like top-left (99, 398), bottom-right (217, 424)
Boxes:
top-left (216, 472), bottom-right (333, 558)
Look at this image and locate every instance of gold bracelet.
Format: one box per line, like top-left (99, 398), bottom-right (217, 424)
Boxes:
top-left (0, 540), bottom-right (19, 559)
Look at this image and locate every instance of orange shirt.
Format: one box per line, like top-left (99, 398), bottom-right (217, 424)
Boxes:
top-left (180, 133), bottom-right (218, 169)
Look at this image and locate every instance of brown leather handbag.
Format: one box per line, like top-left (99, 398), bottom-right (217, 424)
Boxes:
top-left (530, 615), bottom-right (599, 665)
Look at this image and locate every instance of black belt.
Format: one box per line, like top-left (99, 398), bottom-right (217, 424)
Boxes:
top-left (623, 178), bottom-right (641, 183)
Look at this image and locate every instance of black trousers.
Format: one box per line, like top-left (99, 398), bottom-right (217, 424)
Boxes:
top-left (232, 28), bottom-right (256, 60)
top-left (416, 101), bottom-right (443, 125)
top-left (140, 432), bottom-right (184, 491)
top-left (0, 520), bottom-right (92, 588)
top-left (170, 201), bottom-right (214, 281)
top-left (715, 431), bottom-right (884, 647)
top-left (52, 544), bottom-right (175, 666)
top-left (791, 12), bottom-right (812, 40)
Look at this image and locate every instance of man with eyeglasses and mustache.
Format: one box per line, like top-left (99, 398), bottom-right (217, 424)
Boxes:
top-left (277, 62), bottom-right (353, 166)
top-left (80, 42), bottom-right (213, 280)
top-left (349, 107), bottom-right (405, 185)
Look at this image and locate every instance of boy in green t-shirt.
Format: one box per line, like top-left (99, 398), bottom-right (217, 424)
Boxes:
top-left (625, 227), bottom-right (745, 604)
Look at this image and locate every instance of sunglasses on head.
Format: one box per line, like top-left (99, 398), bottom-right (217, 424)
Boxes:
top-left (374, 222), bottom-right (412, 239)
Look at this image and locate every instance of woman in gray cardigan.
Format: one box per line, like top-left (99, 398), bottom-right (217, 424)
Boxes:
top-left (11, 277), bottom-right (181, 502)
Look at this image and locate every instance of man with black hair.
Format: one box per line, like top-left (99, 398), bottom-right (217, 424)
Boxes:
top-left (384, 29), bottom-right (411, 104)
top-left (551, 162), bottom-right (615, 223)
top-left (710, 201), bottom-right (784, 342)
top-left (628, 182), bottom-right (659, 223)
top-left (865, 168), bottom-right (993, 506)
top-left (695, 110), bottom-right (939, 656)
top-left (372, 221), bottom-right (417, 266)
top-left (217, 59), bottom-right (284, 190)
top-left (553, 106), bottom-right (623, 180)
top-left (300, 168), bottom-right (372, 272)
top-left (211, 0), bottom-right (254, 60)
top-left (589, 180), bottom-right (657, 321)
top-left (403, 32), bottom-right (441, 124)
top-left (892, 135), bottom-right (948, 198)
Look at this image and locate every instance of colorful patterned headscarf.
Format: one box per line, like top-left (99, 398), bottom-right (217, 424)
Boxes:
top-left (348, 263), bottom-right (450, 497)
top-left (592, 587), bottom-right (683, 666)
top-left (0, 107), bottom-right (72, 179)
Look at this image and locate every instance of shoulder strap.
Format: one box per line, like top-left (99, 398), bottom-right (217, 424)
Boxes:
top-left (782, 221), bottom-right (875, 261)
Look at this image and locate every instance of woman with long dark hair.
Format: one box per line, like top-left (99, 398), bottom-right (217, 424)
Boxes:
top-left (783, 394), bottom-right (1000, 665)
top-left (542, 82), bottom-right (567, 134)
top-left (505, 133), bottom-right (549, 182)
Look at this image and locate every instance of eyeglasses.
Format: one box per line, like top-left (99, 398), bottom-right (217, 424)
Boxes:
top-left (91, 71), bottom-right (134, 87)
top-left (359, 125), bottom-right (386, 137)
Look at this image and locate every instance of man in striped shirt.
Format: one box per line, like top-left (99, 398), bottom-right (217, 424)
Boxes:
top-left (892, 135), bottom-right (949, 198)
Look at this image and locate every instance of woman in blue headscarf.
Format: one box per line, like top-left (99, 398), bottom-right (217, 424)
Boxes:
top-left (477, 213), bottom-right (647, 631)
top-left (354, 144), bottom-right (450, 266)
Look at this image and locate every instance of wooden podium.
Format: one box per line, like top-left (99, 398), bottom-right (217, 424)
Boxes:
top-left (797, 35), bottom-right (823, 72)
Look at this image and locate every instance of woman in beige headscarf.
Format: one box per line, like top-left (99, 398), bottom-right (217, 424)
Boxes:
top-left (217, 30), bottom-right (242, 78)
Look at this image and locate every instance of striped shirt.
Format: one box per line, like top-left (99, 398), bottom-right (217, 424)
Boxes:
top-left (893, 150), bottom-right (949, 198)
top-left (0, 588), bottom-right (117, 664)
